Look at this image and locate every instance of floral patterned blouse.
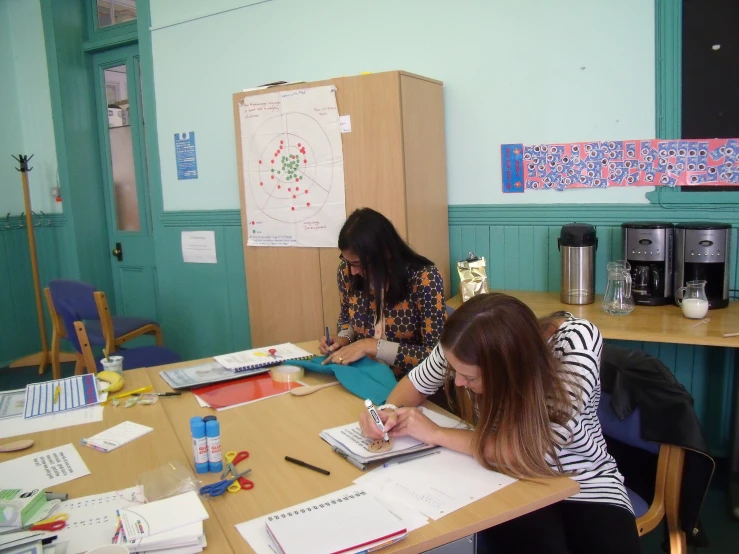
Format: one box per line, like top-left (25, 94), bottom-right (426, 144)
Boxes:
top-left (336, 260), bottom-right (447, 375)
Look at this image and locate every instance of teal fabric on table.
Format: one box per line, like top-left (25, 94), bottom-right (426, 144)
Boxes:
top-left (284, 356), bottom-right (398, 405)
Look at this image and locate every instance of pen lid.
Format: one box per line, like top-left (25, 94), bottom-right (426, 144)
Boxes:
top-left (364, 399), bottom-right (373, 408)
top-left (203, 415), bottom-right (217, 423)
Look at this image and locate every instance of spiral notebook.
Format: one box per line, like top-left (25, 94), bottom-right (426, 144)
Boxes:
top-left (264, 489), bottom-right (407, 554)
top-left (213, 343), bottom-right (314, 373)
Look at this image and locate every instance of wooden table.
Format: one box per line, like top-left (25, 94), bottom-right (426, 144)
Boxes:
top-left (449, 291), bottom-right (739, 520)
top-left (447, 291), bottom-right (739, 348)
top-left (0, 370), bottom-right (234, 553)
top-left (147, 341), bottom-right (579, 554)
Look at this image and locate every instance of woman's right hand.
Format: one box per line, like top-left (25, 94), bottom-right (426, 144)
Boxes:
top-left (319, 335), bottom-right (350, 355)
top-left (359, 408), bottom-right (398, 439)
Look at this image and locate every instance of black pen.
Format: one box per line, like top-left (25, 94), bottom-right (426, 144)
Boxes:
top-left (133, 392), bottom-right (182, 397)
top-left (285, 456), bottom-right (330, 476)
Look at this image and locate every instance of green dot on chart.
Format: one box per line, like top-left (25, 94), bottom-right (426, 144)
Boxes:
top-left (271, 169), bottom-right (274, 172)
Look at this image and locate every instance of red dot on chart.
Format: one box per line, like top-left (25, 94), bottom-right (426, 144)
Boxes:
top-left (277, 185), bottom-right (281, 189)
top-left (260, 182), bottom-right (263, 186)
top-left (305, 190), bottom-right (309, 194)
top-left (288, 188), bottom-right (291, 191)
top-left (298, 143), bottom-right (301, 147)
top-left (271, 160), bottom-right (274, 163)
top-left (259, 160), bottom-right (262, 164)
top-left (271, 175), bottom-right (275, 179)
top-left (295, 178), bottom-right (299, 182)
top-left (306, 202), bottom-right (310, 206)
top-left (280, 140), bottom-right (283, 144)
top-left (304, 159), bottom-right (307, 163)
top-left (292, 195), bottom-right (296, 199)
top-left (296, 187), bottom-right (300, 190)
top-left (291, 207), bottom-right (295, 211)
top-left (251, 221), bottom-right (255, 225)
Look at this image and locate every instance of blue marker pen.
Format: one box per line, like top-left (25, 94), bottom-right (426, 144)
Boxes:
top-left (190, 416), bottom-right (209, 474)
top-left (205, 418), bottom-right (223, 474)
top-left (325, 326), bottom-right (333, 347)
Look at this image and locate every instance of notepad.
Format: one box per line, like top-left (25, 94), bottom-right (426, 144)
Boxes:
top-left (214, 343), bottom-right (314, 373)
top-left (118, 491), bottom-right (209, 540)
top-left (23, 374), bottom-right (101, 419)
top-left (264, 489), bottom-right (407, 554)
top-left (81, 421), bottom-right (153, 452)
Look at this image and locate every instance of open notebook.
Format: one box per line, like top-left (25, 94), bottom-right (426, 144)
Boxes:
top-left (264, 489), bottom-right (407, 554)
top-left (214, 343), bottom-right (313, 373)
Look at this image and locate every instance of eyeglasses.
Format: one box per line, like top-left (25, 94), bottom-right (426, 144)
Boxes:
top-left (339, 254), bottom-right (362, 269)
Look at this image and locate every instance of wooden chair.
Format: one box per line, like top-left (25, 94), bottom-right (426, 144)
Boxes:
top-left (45, 280), bottom-right (164, 377)
top-left (598, 392), bottom-right (688, 554)
top-left (54, 298), bottom-right (181, 375)
top-left (44, 287), bottom-right (85, 379)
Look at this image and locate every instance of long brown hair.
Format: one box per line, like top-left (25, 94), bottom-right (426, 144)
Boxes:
top-left (441, 293), bottom-right (576, 479)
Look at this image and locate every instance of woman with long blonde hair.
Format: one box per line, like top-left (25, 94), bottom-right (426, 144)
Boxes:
top-left (359, 293), bottom-right (640, 553)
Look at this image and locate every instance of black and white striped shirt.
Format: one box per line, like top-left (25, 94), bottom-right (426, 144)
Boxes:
top-left (408, 316), bottom-right (633, 513)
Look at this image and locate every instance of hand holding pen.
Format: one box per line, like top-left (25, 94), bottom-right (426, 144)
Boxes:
top-left (319, 328), bottom-right (349, 355)
top-left (359, 401), bottom-right (397, 440)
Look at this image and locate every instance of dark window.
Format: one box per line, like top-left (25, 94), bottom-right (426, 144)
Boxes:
top-left (681, 0), bottom-right (739, 192)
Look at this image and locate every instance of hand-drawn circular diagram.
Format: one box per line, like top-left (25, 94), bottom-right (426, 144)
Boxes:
top-left (245, 112), bottom-right (335, 223)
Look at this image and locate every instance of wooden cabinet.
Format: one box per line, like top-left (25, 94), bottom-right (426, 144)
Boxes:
top-left (233, 71), bottom-right (449, 346)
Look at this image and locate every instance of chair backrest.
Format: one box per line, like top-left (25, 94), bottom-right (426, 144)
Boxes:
top-left (48, 280), bottom-right (100, 321)
top-left (597, 392), bottom-right (660, 455)
top-left (54, 298), bottom-right (85, 354)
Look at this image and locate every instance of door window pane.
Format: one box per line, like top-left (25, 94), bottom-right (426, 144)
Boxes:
top-left (105, 65), bottom-right (140, 231)
top-left (98, 0), bottom-right (137, 28)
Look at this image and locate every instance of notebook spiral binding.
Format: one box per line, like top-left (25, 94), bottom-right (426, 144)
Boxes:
top-left (266, 490), bottom-right (367, 521)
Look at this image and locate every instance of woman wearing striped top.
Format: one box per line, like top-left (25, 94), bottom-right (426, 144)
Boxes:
top-left (359, 293), bottom-right (640, 554)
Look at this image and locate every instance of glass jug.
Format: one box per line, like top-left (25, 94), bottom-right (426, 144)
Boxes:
top-left (602, 260), bottom-right (635, 315)
top-left (675, 280), bottom-right (709, 319)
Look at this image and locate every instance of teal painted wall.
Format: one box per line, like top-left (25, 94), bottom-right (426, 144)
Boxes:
top-left (0, 0), bottom-right (59, 215)
top-left (0, 1), bottom-right (25, 214)
top-left (0, 215), bottom-right (68, 368)
top-left (150, 0), bottom-right (656, 210)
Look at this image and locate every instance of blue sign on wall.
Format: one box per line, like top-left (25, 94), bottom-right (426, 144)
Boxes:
top-left (175, 132), bottom-right (198, 180)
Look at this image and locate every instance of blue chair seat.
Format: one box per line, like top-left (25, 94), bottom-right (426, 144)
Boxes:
top-left (111, 316), bottom-right (158, 336)
top-left (97, 346), bottom-right (181, 373)
top-left (627, 487), bottom-right (649, 518)
top-left (82, 320), bottom-right (106, 344)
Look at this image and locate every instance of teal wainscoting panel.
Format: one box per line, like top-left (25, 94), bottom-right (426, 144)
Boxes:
top-left (0, 216), bottom-right (69, 367)
top-left (448, 205), bottom-right (739, 456)
top-left (156, 211), bottom-right (250, 362)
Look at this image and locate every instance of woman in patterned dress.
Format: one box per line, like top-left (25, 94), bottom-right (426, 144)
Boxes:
top-left (320, 208), bottom-right (447, 376)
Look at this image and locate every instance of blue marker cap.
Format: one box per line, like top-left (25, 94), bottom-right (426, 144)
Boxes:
top-left (205, 419), bottom-right (223, 474)
top-left (190, 416), bottom-right (209, 474)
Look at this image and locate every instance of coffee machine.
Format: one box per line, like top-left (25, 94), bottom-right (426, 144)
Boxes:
top-left (674, 223), bottom-right (732, 309)
top-left (622, 222), bottom-right (673, 306)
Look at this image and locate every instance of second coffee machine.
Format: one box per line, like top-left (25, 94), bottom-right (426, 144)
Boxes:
top-left (622, 222), bottom-right (674, 306)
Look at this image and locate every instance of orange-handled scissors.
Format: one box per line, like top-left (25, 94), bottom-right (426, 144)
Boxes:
top-left (0, 513), bottom-right (68, 535)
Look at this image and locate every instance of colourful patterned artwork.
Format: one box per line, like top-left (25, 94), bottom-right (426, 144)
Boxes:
top-left (501, 138), bottom-right (739, 192)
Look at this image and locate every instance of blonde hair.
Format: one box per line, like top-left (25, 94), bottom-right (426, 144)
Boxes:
top-left (441, 294), bottom-right (578, 479)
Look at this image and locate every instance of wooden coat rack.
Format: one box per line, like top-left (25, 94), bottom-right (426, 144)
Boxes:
top-left (9, 154), bottom-right (75, 373)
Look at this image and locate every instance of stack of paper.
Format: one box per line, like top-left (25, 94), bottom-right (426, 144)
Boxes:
top-left (81, 421), bottom-right (153, 452)
top-left (320, 407), bottom-right (464, 465)
top-left (114, 491), bottom-right (209, 553)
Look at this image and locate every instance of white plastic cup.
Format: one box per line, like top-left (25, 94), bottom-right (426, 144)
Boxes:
top-left (100, 355), bottom-right (124, 376)
top-left (86, 546), bottom-right (129, 554)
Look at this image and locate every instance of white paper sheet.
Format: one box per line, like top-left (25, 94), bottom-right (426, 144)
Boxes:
top-left (181, 231), bottom-right (217, 264)
top-left (118, 491), bottom-right (208, 540)
top-left (239, 86), bottom-right (347, 248)
top-left (0, 444), bottom-right (91, 490)
top-left (0, 405), bottom-right (104, 440)
top-left (354, 449), bottom-right (517, 520)
top-left (235, 486), bottom-right (427, 554)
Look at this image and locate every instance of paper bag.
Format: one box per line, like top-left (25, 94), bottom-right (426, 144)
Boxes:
top-left (457, 252), bottom-right (489, 301)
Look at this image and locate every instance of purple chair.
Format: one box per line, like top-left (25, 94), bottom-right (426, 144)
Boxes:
top-left (56, 298), bottom-right (181, 373)
top-left (46, 280), bottom-right (163, 377)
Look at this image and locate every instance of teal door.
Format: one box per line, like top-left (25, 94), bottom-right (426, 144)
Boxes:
top-left (92, 44), bottom-right (159, 321)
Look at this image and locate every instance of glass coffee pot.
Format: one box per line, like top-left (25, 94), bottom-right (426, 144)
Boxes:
top-left (602, 260), bottom-right (635, 315)
top-left (675, 280), bottom-right (709, 319)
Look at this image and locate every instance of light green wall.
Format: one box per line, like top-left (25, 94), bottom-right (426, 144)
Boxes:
top-left (0, 0), bottom-right (59, 215)
top-left (151, 0), bottom-right (657, 210)
top-left (0, 0), bottom-right (24, 214)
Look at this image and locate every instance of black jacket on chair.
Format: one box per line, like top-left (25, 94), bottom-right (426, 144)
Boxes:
top-left (600, 344), bottom-right (715, 546)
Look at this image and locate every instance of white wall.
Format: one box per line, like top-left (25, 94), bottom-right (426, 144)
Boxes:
top-left (150, 0), bottom-right (656, 210)
top-left (0, 0), bottom-right (59, 215)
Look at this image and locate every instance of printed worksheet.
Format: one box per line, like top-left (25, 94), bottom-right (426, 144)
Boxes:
top-left (24, 374), bottom-right (100, 419)
top-left (0, 444), bottom-right (91, 489)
